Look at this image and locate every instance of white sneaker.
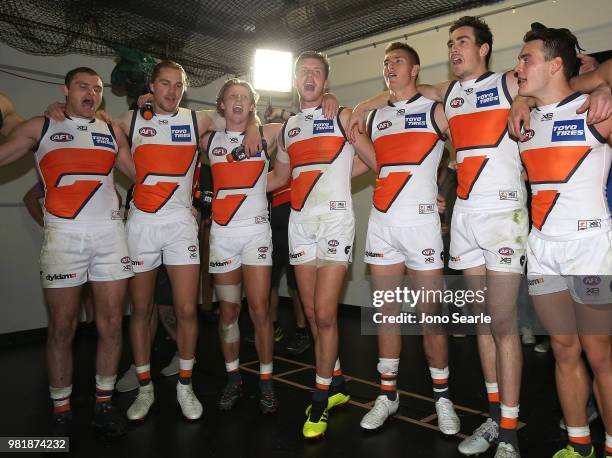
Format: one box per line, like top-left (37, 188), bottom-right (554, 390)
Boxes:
top-left (116, 364), bottom-right (139, 393)
top-left (161, 354), bottom-right (180, 377)
top-left (494, 442), bottom-right (521, 457)
top-left (458, 418), bottom-right (499, 455)
top-left (521, 327), bottom-right (535, 345)
top-left (435, 398), bottom-right (461, 435)
top-left (127, 383), bottom-right (154, 420)
top-left (177, 383), bottom-right (203, 420)
top-left (359, 395), bottom-right (399, 430)
top-left (534, 341), bottom-right (550, 353)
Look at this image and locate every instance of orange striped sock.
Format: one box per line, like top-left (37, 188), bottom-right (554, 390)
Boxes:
top-left (331, 358), bottom-right (344, 391)
top-left (178, 358), bottom-right (195, 385)
top-left (430, 367), bottom-right (449, 401)
top-left (95, 374), bottom-right (116, 405)
top-left (567, 425), bottom-right (592, 456)
top-left (604, 432), bottom-right (611, 456)
top-left (50, 385), bottom-right (72, 416)
top-left (260, 362), bottom-right (273, 388)
top-left (378, 358), bottom-right (399, 401)
top-left (135, 363), bottom-right (151, 386)
top-left (499, 404), bottom-right (519, 449)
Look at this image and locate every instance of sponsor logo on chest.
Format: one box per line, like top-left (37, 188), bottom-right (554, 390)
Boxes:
top-left (171, 125), bottom-right (192, 142)
top-left (404, 113), bottom-right (427, 129)
top-left (91, 132), bottom-right (115, 149)
top-left (552, 119), bottom-right (585, 142)
top-left (476, 87), bottom-right (500, 108)
top-left (313, 119), bottom-right (334, 135)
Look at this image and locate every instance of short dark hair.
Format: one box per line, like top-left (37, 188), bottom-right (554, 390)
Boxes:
top-left (295, 51), bottom-right (330, 80)
top-left (150, 60), bottom-right (188, 86)
top-left (523, 27), bottom-right (582, 80)
top-left (64, 67), bottom-right (101, 87)
top-left (449, 16), bottom-right (493, 65)
top-left (216, 78), bottom-right (259, 117)
top-left (385, 42), bottom-right (420, 65)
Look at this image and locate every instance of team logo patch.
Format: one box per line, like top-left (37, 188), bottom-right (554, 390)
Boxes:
top-left (552, 119), bottom-right (585, 142)
top-left (422, 248), bottom-right (435, 256)
top-left (91, 132), bottom-right (115, 149)
top-left (258, 247), bottom-right (268, 253)
top-left (499, 190), bottom-right (518, 201)
top-left (229, 137), bottom-right (239, 143)
top-left (77, 125), bottom-right (88, 131)
top-left (313, 119), bottom-right (334, 134)
top-left (288, 127), bottom-right (301, 138)
top-left (121, 256), bottom-right (131, 264)
top-left (583, 276), bottom-right (601, 286)
top-left (305, 114), bottom-right (314, 121)
top-left (404, 113), bottom-right (427, 129)
top-left (330, 201), bottom-right (346, 210)
top-left (377, 120), bottom-right (392, 131)
top-left (541, 112), bottom-right (553, 121)
top-left (139, 127), bottom-right (157, 137)
top-left (171, 125), bottom-right (192, 142)
top-left (328, 240), bottom-right (339, 247)
top-left (476, 87), bottom-right (500, 108)
top-left (50, 133), bottom-right (73, 142)
top-left (211, 146), bottom-right (227, 156)
top-left (498, 247), bottom-right (514, 256)
top-left (188, 245), bottom-right (197, 252)
top-left (450, 97), bottom-right (464, 108)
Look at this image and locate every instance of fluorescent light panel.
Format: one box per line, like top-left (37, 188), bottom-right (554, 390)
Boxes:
top-left (253, 49), bottom-right (292, 92)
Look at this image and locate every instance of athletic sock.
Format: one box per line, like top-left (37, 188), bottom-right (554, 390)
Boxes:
top-left (485, 382), bottom-right (501, 424)
top-left (50, 385), bottom-right (72, 416)
top-left (430, 366), bottom-right (450, 402)
top-left (499, 403), bottom-right (519, 449)
top-left (94, 374), bottom-right (116, 410)
top-left (567, 425), bottom-right (593, 457)
top-left (329, 358), bottom-right (345, 394)
top-left (178, 358), bottom-right (195, 385)
top-left (225, 359), bottom-right (241, 385)
top-left (259, 361), bottom-right (273, 392)
top-left (604, 432), bottom-right (611, 457)
top-left (378, 358), bottom-right (399, 401)
top-left (135, 363), bottom-right (152, 387)
top-left (311, 374), bottom-right (331, 421)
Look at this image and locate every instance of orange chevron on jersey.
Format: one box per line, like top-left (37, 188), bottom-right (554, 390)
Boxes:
top-left (39, 148), bottom-right (115, 219)
top-left (133, 143), bottom-right (197, 213)
top-left (521, 145), bottom-right (591, 230)
top-left (456, 155), bottom-right (489, 200)
top-left (373, 131), bottom-right (439, 212)
top-left (449, 109), bottom-right (509, 151)
top-left (287, 135), bottom-right (345, 211)
top-left (211, 161), bottom-right (265, 226)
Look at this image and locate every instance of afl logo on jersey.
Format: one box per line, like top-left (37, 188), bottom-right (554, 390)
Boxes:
top-left (288, 127), bottom-right (301, 138)
top-left (583, 276), bottom-right (601, 286)
top-left (139, 127), bottom-right (157, 137)
top-left (450, 97), bottom-right (464, 108)
top-left (377, 120), bottom-right (392, 131)
top-left (50, 133), bottom-right (74, 142)
top-left (522, 129), bottom-right (535, 141)
top-left (422, 248), bottom-right (435, 256)
top-left (498, 247), bottom-right (515, 256)
top-left (211, 147), bottom-right (227, 156)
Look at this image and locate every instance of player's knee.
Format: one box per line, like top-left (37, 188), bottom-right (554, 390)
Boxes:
top-left (215, 283), bottom-right (242, 305)
top-left (550, 337), bottom-right (581, 364)
top-left (314, 307), bottom-right (336, 329)
top-left (174, 302), bottom-right (197, 321)
top-left (249, 302), bottom-right (269, 327)
top-left (48, 317), bottom-right (78, 344)
top-left (583, 344), bottom-right (611, 374)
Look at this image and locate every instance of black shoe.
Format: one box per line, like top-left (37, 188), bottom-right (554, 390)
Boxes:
top-left (217, 381), bottom-right (242, 411)
top-left (92, 403), bottom-right (127, 437)
top-left (286, 331), bottom-right (310, 355)
top-left (259, 386), bottom-right (279, 414)
top-left (244, 325), bottom-right (284, 345)
top-left (52, 412), bottom-right (72, 437)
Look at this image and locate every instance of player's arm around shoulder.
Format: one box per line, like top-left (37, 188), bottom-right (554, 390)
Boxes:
top-left (112, 121), bottom-right (135, 180)
top-left (0, 116), bottom-right (45, 166)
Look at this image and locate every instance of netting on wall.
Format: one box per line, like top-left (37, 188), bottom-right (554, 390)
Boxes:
top-left (0, 0), bottom-right (498, 86)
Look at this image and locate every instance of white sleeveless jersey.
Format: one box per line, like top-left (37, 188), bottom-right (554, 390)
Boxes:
top-left (519, 92), bottom-right (611, 240)
top-left (444, 71), bottom-right (526, 212)
top-left (35, 116), bottom-right (120, 226)
top-left (367, 94), bottom-right (445, 226)
top-left (206, 129), bottom-right (269, 228)
top-left (280, 106), bottom-right (354, 223)
top-left (129, 107), bottom-right (199, 220)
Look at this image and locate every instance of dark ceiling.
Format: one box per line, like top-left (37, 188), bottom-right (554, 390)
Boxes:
top-left (0, 0), bottom-right (498, 86)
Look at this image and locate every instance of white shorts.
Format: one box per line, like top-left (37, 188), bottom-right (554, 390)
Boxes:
top-left (527, 231), bottom-right (612, 304)
top-left (364, 219), bottom-right (444, 270)
top-left (126, 216), bottom-right (199, 273)
top-left (449, 208), bottom-right (528, 273)
top-left (288, 216), bottom-right (355, 266)
top-left (40, 223), bottom-right (133, 288)
top-left (208, 224), bottom-right (273, 274)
